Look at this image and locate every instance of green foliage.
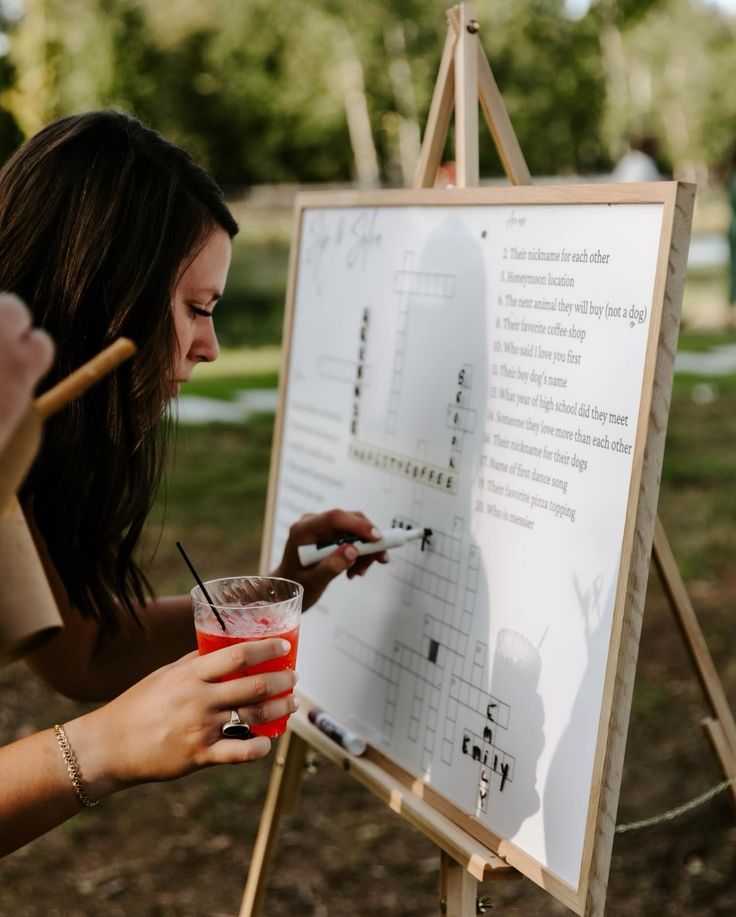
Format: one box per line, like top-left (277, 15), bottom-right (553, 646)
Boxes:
top-left (111, 0), bottom-right (355, 184)
top-left (214, 235), bottom-right (290, 348)
top-left (589, 0), bottom-right (666, 29)
top-left (143, 414), bottom-right (274, 588)
top-left (0, 11), bottom-right (23, 158)
top-left (612, 0), bottom-right (736, 167)
top-left (0, 104), bottom-right (22, 161)
top-left (1, 0), bottom-right (609, 182)
top-left (477, 1), bottom-right (609, 175)
top-left (3, 0), bottom-right (736, 183)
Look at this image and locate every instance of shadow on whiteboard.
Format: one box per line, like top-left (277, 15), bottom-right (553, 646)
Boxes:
top-left (541, 571), bottom-right (615, 880)
top-left (483, 629), bottom-right (544, 836)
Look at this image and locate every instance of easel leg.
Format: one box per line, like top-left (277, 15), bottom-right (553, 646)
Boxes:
top-left (652, 517), bottom-right (736, 807)
top-left (239, 729), bottom-right (309, 917)
top-left (702, 716), bottom-right (736, 806)
top-left (439, 850), bottom-right (478, 917)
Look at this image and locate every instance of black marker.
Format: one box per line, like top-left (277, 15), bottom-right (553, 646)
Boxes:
top-left (308, 708), bottom-right (367, 756)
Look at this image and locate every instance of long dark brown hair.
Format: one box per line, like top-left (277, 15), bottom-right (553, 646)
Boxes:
top-left (0, 110), bottom-right (238, 634)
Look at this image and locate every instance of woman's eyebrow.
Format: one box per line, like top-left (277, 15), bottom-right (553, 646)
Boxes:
top-left (186, 288), bottom-right (222, 303)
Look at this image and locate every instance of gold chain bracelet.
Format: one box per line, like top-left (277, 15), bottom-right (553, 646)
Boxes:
top-left (53, 724), bottom-right (99, 809)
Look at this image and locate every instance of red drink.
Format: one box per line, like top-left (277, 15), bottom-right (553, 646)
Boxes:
top-left (196, 623), bottom-right (300, 738)
top-left (191, 576), bottom-right (303, 739)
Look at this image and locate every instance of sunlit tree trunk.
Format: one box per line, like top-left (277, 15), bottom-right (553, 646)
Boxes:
top-left (384, 20), bottom-right (420, 187)
top-left (5, 0), bottom-right (116, 139)
top-left (4, 0), bottom-right (53, 137)
top-left (598, 21), bottom-right (629, 162)
top-left (334, 22), bottom-right (380, 188)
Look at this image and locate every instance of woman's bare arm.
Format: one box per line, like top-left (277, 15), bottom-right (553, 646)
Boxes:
top-left (22, 508), bottom-right (196, 700)
top-left (2, 640), bottom-right (295, 856)
top-left (24, 507), bottom-right (384, 702)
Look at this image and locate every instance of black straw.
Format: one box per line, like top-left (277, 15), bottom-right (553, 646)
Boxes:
top-left (176, 541), bottom-right (227, 632)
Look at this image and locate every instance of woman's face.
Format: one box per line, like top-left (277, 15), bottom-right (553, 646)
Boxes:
top-left (171, 227), bottom-right (232, 397)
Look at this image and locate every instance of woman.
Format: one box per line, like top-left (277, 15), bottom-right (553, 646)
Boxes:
top-left (0, 297), bottom-right (303, 857)
top-left (0, 296), bottom-right (299, 853)
top-left (0, 112), bottom-right (382, 849)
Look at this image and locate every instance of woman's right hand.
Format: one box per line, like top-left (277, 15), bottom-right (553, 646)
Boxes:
top-left (62, 639), bottom-right (297, 800)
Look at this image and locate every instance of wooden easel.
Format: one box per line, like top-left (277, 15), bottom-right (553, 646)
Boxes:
top-left (240, 698), bottom-right (516, 917)
top-left (413, 3), bottom-right (736, 813)
top-left (651, 520), bottom-right (736, 807)
top-left (240, 6), bottom-right (736, 915)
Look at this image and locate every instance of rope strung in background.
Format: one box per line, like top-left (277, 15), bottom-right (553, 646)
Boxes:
top-left (615, 776), bottom-right (736, 834)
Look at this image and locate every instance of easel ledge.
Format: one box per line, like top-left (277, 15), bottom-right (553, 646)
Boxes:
top-left (296, 699), bottom-right (510, 882)
top-left (239, 697), bottom-right (515, 917)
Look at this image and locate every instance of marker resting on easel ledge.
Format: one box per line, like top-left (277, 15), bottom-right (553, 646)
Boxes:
top-left (297, 526), bottom-right (432, 567)
top-left (308, 708), bottom-right (367, 756)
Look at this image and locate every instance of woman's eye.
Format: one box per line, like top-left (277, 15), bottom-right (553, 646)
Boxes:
top-left (188, 303), bottom-right (213, 318)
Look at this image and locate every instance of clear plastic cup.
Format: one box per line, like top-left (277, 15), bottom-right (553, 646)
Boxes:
top-left (192, 576), bottom-right (303, 738)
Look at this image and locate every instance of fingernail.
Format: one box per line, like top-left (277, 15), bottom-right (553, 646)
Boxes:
top-left (345, 546), bottom-right (358, 562)
top-left (291, 695), bottom-right (301, 710)
top-left (280, 640), bottom-right (291, 653)
top-left (370, 527), bottom-right (382, 539)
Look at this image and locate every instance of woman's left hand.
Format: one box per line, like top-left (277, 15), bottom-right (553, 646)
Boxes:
top-left (271, 508), bottom-right (388, 610)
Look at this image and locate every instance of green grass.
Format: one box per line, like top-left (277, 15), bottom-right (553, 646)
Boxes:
top-left (661, 353), bottom-right (736, 580)
top-left (214, 237), bottom-right (290, 349)
top-left (678, 329), bottom-right (736, 352)
top-left (143, 414), bottom-right (275, 592)
top-left (180, 346), bottom-right (281, 400)
top-left (631, 678), bottom-right (671, 717)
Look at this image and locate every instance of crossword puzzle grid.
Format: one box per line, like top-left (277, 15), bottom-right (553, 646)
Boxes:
top-left (312, 244), bottom-right (516, 803)
top-left (331, 528), bottom-right (516, 799)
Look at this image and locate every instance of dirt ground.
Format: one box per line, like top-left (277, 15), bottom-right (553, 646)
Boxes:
top-left (0, 558), bottom-right (734, 916)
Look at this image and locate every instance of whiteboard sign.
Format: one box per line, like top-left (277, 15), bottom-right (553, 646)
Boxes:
top-left (264, 184), bottom-right (693, 913)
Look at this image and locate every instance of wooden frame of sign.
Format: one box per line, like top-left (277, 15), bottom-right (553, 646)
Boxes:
top-left (253, 180), bottom-right (692, 917)
top-left (240, 6), bottom-right (733, 917)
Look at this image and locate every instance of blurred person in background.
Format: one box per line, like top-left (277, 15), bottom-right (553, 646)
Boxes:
top-left (611, 135), bottom-right (664, 182)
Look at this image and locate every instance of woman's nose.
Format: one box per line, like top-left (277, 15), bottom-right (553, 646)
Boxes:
top-left (196, 321), bottom-right (220, 363)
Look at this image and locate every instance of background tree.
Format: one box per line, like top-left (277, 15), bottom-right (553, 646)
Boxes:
top-left (0, 16), bottom-right (22, 162)
top-left (590, 0), bottom-right (736, 177)
top-left (3, 0), bottom-right (736, 185)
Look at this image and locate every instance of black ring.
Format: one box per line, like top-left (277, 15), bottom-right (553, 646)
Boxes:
top-left (222, 710), bottom-right (254, 740)
top-left (221, 721), bottom-right (253, 740)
